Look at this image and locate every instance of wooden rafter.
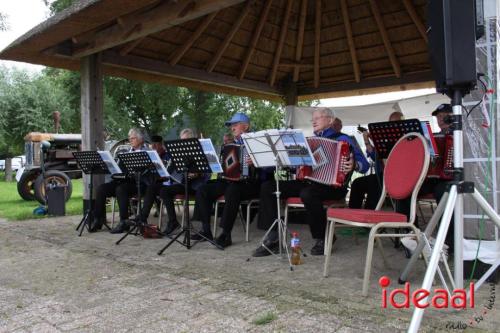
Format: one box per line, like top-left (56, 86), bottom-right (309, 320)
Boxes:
top-left (314, 0), bottom-right (321, 88)
top-left (279, 61), bottom-right (313, 69)
top-left (72, 0), bottom-right (245, 58)
top-left (169, 11), bottom-right (218, 66)
top-left (368, 0), bottom-right (401, 78)
top-left (207, 1), bottom-right (252, 73)
top-left (269, 0), bottom-right (293, 86)
top-left (119, 37), bottom-right (146, 56)
top-left (293, 0), bottom-right (308, 82)
top-left (402, 0), bottom-right (428, 43)
top-left (101, 50), bottom-right (281, 96)
top-left (238, 0), bottom-right (273, 80)
top-left (340, 0), bottom-right (361, 83)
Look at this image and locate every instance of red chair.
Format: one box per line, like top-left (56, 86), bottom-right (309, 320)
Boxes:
top-left (323, 133), bottom-right (430, 296)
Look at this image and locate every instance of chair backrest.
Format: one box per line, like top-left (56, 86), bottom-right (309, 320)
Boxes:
top-left (379, 133), bottom-right (430, 223)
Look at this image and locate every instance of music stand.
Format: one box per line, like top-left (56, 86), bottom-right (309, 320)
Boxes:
top-left (242, 129), bottom-right (315, 270)
top-left (73, 151), bottom-right (113, 236)
top-left (115, 151), bottom-right (159, 245)
top-left (368, 119), bottom-right (424, 159)
top-left (157, 138), bottom-right (219, 254)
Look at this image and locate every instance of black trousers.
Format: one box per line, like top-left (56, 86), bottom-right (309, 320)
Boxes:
top-left (159, 184), bottom-right (194, 224)
top-left (257, 180), bottom-right (347, 240)
top-left (94, 180), bottom-right (137, 220)
top-left (139, 183), bottom-right (195, 223)
top-left (192, 180), bottom-right (260, 234)
top-left (349, 174), bottom-right (382, 209)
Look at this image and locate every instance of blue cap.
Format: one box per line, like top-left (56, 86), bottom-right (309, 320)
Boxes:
top-left (225, 112), bottom-right (250, 126)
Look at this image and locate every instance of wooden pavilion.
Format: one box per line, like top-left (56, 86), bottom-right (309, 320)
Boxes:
top-left (0, 0), bottom-right (436, 196)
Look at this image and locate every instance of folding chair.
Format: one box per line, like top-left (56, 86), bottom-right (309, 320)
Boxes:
top-left (323, 133), bottom-right (430, 296)
top-left (213, 196), bottom-right (258, 242)
top-left (157, 194), bottom-right (195, 230)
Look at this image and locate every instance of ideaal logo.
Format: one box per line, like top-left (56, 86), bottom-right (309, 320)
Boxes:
top-left (379, 276), bottom-right (475, 309)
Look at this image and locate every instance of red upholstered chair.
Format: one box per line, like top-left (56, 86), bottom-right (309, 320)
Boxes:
top-left (323, 133), bottom-right (430, 296)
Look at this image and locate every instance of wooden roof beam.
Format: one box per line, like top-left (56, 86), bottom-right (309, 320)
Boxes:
top-left (314, 0), bottom-right (321, 88)
top-left (102, 50), bottom-right (282, 96)
top-left (169, 11), bottom-right (218, 66)
top-left (269, 0), bottom-right (293, 87)
top-left (120, 37), bottom-right (146, 56)
top-left (207, 1), bottom-right (252, 73)
top-left (340, 0), bottom-right (361, 83)
top-left (368, 0), bottom-right (401, 78)
top-left (238, 0), bottom-right (273, 80)
top-left (293, 0), bottom-right (308, 82)
top-left (72, 0), bottom-right (245, 58)
top-left (402, 0), bottom-right (428, 43)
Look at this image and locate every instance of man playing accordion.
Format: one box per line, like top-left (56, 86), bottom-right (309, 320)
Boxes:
top-left (252, 107), bottom-right (369, 257)
top-left (191, 113), bottom-right (272, 248)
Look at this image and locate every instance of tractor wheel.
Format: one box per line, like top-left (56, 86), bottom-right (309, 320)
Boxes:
top-left (17, 169), bottom-right (41, 201)
top-left (34, 170), bottom-right (73, 204)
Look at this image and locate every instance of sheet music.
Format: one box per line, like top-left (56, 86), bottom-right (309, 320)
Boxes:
top-left (420, 121), bottom-right (438, 157)
top-left (146, 150), bottom-right (170, 178)
top-left (97, 151), bottom-right (122, 175)
top-left (199, 138), bottom-right (223, 173)
top-left (242, 129), bottom-right (315, 168)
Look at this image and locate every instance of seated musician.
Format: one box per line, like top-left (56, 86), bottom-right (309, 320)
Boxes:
top-left (332, 117), bottom-right (343, 133)
top-left (349, 111), bottom-right (404, 210)
top-left (91, 128), bottom-right (150, 233)
top-left (399, 104), bottom-right (455, 251)
top-left (137, 129), bottom-right (209, 234)
top-left (191, 113), bottom-right (269, 248)
top-left (252, 107), bottom-right (370, 257)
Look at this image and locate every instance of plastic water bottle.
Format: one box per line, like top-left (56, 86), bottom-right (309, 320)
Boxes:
top-left (290, 232), bottom-right (303, 265)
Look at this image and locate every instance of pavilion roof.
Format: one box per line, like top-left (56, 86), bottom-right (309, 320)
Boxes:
top-left (0, 0), bottom-right (435, 101)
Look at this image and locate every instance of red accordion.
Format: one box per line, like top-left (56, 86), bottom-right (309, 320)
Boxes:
top-left (220, 144), bottom-right (250, 181)
top-left (296, 137), bottom-right (350, 187)
top-left (427, 134), bottom-right (453, 180)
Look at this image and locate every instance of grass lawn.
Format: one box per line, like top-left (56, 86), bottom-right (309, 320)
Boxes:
top-left (0, 172), bottom-right (83, 220)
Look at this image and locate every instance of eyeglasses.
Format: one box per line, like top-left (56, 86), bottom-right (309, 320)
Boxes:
top-left (128, 136), bottom-right (138, 140)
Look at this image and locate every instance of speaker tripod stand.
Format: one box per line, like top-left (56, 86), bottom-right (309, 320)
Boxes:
top-left (407, 90), bottom-right (500, 332)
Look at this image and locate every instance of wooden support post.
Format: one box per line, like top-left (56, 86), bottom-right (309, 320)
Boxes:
top-left (283, 81), bottom-right (298, 128)
top-left (80, 54), bottom-right (104, 206)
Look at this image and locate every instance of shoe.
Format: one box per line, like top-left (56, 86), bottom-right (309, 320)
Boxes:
top-left (311, 236), bottom-right (336, 256)
top-left (191, 230), bottom-right (213, 241)
top-left (110, 220), bottom-right (130, 234)
top-left (162, 220), bottom-right (181, 235)
top-left (252, 239), bottom-right (279, 257)
top-left (89, 217), bottom-right (104, 232)
top-left (215, 233), bottom-right (232, 248)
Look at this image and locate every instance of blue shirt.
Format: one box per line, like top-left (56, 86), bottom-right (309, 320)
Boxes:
top-left (314, 128), bottom-right (370, 174)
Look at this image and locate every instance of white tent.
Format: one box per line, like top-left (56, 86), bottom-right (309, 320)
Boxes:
top-left (291, 93), bottom-right (449, 136)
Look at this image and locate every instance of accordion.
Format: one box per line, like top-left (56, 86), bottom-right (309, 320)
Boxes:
top-left (220, 144), bottom-right (250, 181)
top-left (427, 134), bottom-right (453, 180)
top-left (296, 137), bottom-right (350, 187)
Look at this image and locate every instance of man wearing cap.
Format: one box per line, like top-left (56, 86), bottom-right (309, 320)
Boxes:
top-left (191, 112), bottom-right (265, 247)
top-left (432, 103), bottom-right (453, 134)
top-left (252, 107), bottom-right (370, 257)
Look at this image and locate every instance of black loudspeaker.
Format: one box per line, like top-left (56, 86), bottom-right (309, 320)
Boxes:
top-left (427, 0), bottom-right (477, 95)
